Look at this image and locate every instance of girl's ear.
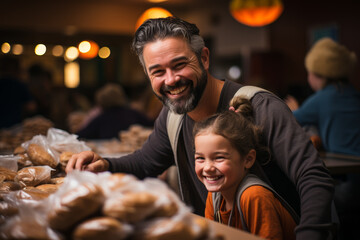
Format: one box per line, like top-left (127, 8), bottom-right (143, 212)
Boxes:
top-left (244, 149), bottom-right (256, 169)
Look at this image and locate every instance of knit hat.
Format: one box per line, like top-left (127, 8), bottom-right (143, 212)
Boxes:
top-left (305, 37), bottom-right (357, 78)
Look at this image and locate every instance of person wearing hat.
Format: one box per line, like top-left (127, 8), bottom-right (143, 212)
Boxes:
top-left (287, 37), bottom-right (360, 239)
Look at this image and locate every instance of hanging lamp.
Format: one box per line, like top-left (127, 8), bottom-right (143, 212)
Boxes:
top-left (230, 0), bottom-right (283, 27)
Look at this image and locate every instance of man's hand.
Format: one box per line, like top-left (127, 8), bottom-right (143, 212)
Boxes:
top-left (65, 151), bottom-right (109, 173)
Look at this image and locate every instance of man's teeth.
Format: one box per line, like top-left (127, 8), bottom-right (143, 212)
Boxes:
top-left (169, 85), bottom-right (186, 95)
top-left (205, 176), bottom-right (222, 181)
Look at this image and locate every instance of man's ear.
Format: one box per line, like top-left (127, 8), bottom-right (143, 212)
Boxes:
top-left (201, 47), bottom-right (210, 70)
top-left (244, 149), bottom-right (256, 169)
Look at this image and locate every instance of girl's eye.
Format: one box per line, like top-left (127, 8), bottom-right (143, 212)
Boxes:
top-left (195, 156), bottom-right (204, 162)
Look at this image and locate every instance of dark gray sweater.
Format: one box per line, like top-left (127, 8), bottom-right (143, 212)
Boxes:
top-left (108, 79), bottom-right (334, 240)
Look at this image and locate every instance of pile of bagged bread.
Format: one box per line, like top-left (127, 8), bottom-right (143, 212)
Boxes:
top-left (0, 128), bottom-right (221, 240)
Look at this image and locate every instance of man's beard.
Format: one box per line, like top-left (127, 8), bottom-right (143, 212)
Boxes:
top-left (155, 69), bottom-right (207, 114)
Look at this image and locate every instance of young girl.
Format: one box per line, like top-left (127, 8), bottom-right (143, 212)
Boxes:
top-left (193, 96), bottom-right (297, 240)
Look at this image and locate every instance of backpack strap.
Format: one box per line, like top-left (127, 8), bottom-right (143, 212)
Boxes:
top-left (166, 111), bottom-right (185, 200)
top-left (213, 174), bottom-right (299, 231)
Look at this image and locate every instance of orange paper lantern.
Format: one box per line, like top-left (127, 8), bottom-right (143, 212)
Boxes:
top-left (135, 7), bottom-right (172, 30)
top-left (78, 40), bottom-right (99, 60)
top-left (230, 0), bottom-right (283, 27)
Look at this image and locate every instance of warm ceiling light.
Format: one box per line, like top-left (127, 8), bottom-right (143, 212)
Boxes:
top-left (35, 44), bottom-right (47, 56)
top-left (52, 45), bottom-right (64, 57)
top-left (64, 46), bottom-right (79, 62)
top-left (64, 62), bottom-right (80, 88)
top-left (230, 0), bottom-right (283, 27)
top-left (135, 7), bottom-right (172, 30)
top-left (78, 40), bottom-right (99, 60)
top-left (148, 0), bottom-right (168, 3)
top-left (98, 46), bottom-right (111, 59)
top-left (12, 44), bottom-right (23, 55)
top-left (1, 42), bottom-right (11, 54)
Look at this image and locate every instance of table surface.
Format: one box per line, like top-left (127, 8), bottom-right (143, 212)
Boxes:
top-left (192, 214), bottom-right (264, 240)
top-left (320, 152), bottom-right (360, 175)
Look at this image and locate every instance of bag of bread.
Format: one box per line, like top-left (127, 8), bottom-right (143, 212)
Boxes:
top-left (0, 155), bottom-right (21, 172)
top-left (72, 216), bottom-right (132, 240)
top-left (46, 170), bottom-right (106, 231)
top-left (14, 166), bottom-right (53, 188)
top-left (0, 197), bottom-right (62, 240)
top-left (22, 135), bottom-right (59, 168)
top-left (102, 178), bottom-right (183, 224)
top-left (47, 128), bottom-right (91, 154)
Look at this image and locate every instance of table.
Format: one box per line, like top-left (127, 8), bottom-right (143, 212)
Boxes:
top-left (192, 214), bottom-right (264, 240)
top-left (320, 152), bottom-right (360, 175)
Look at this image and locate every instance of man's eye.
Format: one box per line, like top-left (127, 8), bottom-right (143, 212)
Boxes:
top-left (174, 62), bottom-right (186, 69)
top-left (151, 70), bottom-right (164, 76)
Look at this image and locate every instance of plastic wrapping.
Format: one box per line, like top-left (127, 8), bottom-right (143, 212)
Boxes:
top-left (14, 166), bottom-right (53, 188)
top-left (0, 155), bottom-right (21, 172)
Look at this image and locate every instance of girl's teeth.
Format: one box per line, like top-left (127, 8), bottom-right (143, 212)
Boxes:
top-left (206, 176), bottom-right (221, 181)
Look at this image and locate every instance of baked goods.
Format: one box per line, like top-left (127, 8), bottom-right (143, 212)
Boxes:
top-left (49, 177), bottom-right (65, 185)
top-left (14, 166), bottom-right (52, 187)
top-left (13, 146), bottom-right (26, 155)
top-left (16, 153), bottom-right (33, 169)
top-left (48, 182), bottom-right (105, 231)
top-left (103, 192), bottom-right (158, 223)
top-left (72, 217), bottom-right (130, 240)
top-left (59, 151), bottom-right (74, 170)
top-left (36, 184), bottom-right (60, 194)
top-left (27, 143), bottom-right (57, 168)
top-left (0, 167), bottom-right (17, 182)
top-left (15, 188), bottom-right (51, 201)
top-left (137, 219), bottom-right (194, 240)
top-left (0, 181), bottom-right (21, 192)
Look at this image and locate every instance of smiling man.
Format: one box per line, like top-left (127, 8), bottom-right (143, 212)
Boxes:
top-left (66, 17), bottom-right (335, 240)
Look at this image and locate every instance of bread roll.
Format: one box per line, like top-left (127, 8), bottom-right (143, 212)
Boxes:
top-left (14, 166), bottom-right (52, 187)
top-left (13, 146), bottom-right (26, 155)
top-left (36, 184), bottom-right (60, 194)
top-left (137, 219), bottom-right (194, 240)
top-left (103, 192), bottom-right (157, 223)
top-left (0, 166), bottom-right (17, 182)
top-left (48, 182), bottom-right (104, 231)
top-left (15, 188), bottom-right (50, 200)
top-left (27, 143), bottom-right (57, 168)
top-left (0, 181), bottom-right (21, 192)
top-left (72, 217), bottom-right (129, 240)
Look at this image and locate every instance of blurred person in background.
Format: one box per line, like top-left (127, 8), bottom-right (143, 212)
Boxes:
top-left (0, 56), bottom-right (37, 129)
top-left (75, 83), bottom-right (153, 140)
top-left (285, 37), bottom-right (360, 240)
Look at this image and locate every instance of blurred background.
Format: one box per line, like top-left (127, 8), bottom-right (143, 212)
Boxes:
top-left (1, 0), bottom-right (359, 131)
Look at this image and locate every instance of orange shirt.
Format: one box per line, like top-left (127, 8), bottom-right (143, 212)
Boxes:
top-left (205, 186), bottom-right (296, 240)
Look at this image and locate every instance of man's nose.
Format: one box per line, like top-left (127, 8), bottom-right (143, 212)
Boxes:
top-left (164, 69), bottom-right (180, 86)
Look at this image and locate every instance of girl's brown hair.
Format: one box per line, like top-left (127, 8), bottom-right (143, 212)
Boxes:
top-left (193, 96), bottom-right (269, 162)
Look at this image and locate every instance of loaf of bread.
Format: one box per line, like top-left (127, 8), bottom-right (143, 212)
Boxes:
top-left (48, 182), bottom-right (105, 231)
top-left (27, 143), bottom-right (57, 168)
top-left (103, 192), bottom-right (158, 223)
top-left (72, 217), bottom-right (130, 240)
top-left (14, 166), bottom-right (52, 187)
